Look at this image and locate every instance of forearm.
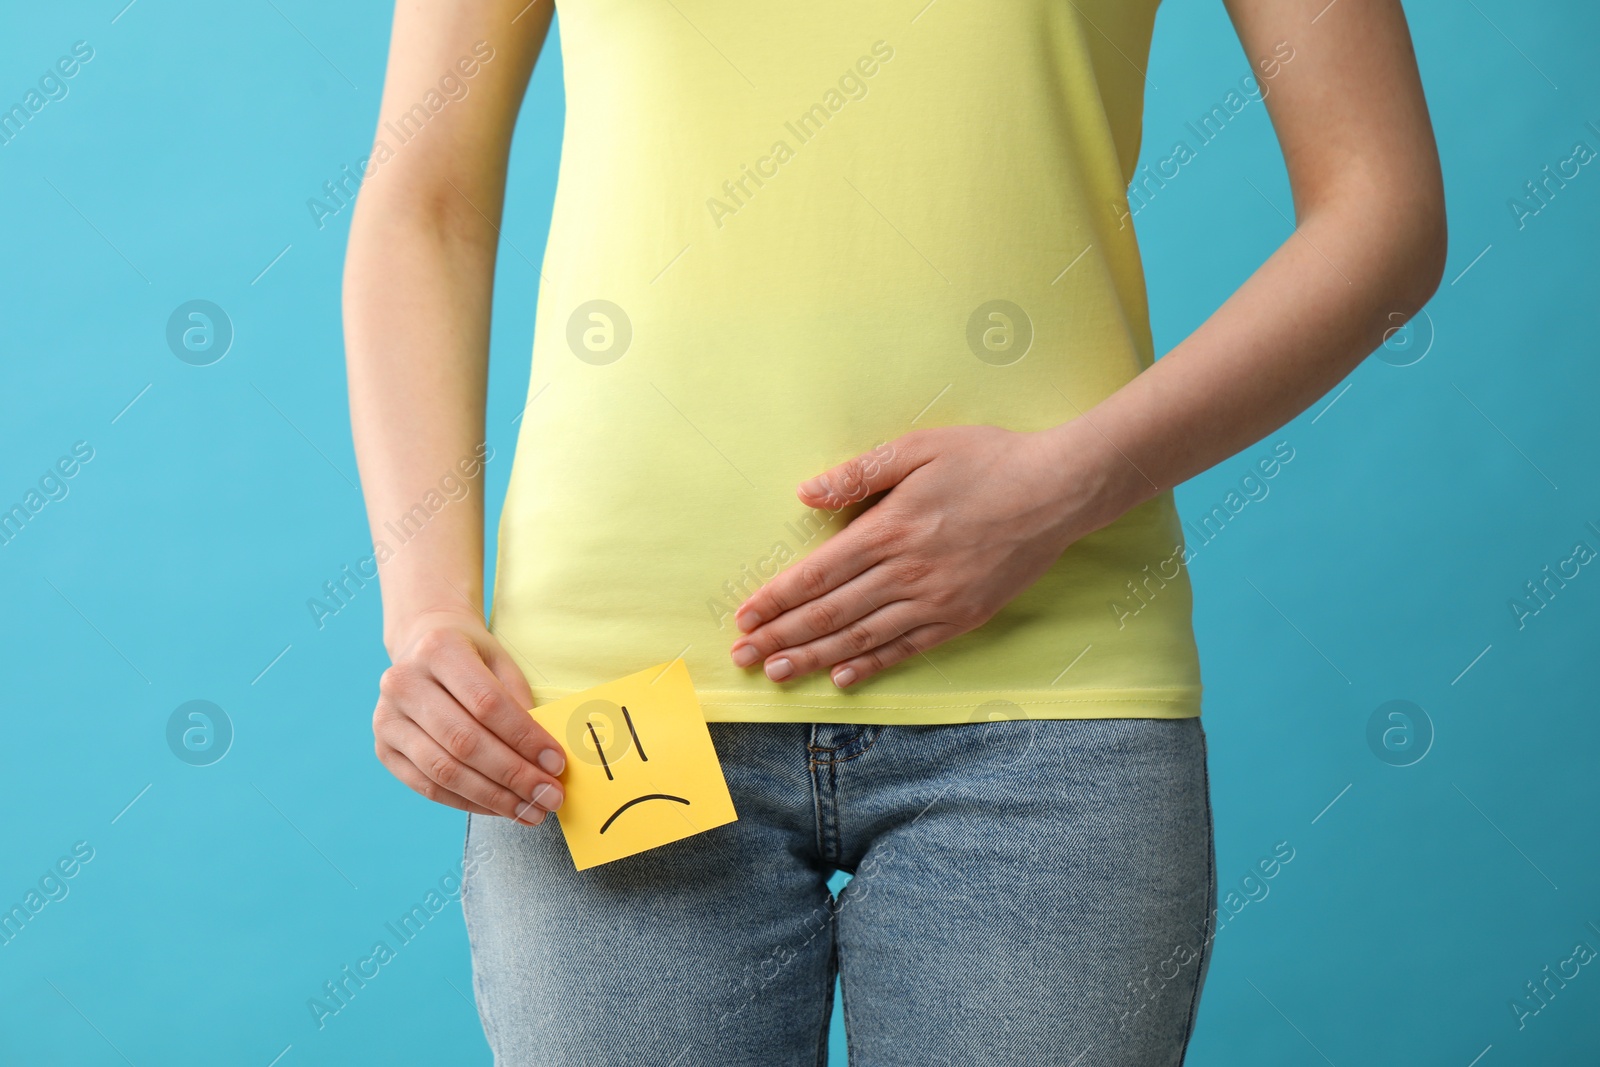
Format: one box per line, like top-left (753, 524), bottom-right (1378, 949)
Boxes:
top-left (1054, 188), bottom-right (1447, 531)
top-left (1032, 0), bottom-right (1449, 535)
top-left (344, 193), bottom-right (498, 657)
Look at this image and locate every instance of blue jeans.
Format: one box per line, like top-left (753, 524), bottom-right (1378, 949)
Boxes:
top-left (462, 717), bottom-right (1216, 1065)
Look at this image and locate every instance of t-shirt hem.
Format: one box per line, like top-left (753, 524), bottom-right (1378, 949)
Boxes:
top-left (525, 684), bottom-right (1202, 725)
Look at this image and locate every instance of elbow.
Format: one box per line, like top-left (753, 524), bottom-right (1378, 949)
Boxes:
top-left (1357, 185), bottom-right (1449, 320)
top-left (1396, 154), bottom-right (1450, 311)
top-left (1409, 193), bottom-right (1449, 310)
top-left (1308, 162), bottom-right (1449, 316)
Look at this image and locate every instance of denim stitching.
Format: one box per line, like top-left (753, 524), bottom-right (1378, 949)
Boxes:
top-left (808, 726), bottom-right (833, 866)
top-left (820, 759), bottom-right (843, 864)
top-left (837, 932), bottom-right (856, 1067)
top-left (807, 725), bottom-right (884, 765)
top-left (816, 930), bottom-right (840, 1067)
top-left (1177, 722), bottom-right (1216, 1064)
top-left (460, 814), bottom-right (503, 1060)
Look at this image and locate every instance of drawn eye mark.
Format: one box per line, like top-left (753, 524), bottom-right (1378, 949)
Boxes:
top-left (599, 794), bottom-right (690, 834)
top-left (586, 720), bottom-right (613, 781)
top-left (587, 705), bottom-right (648, 781)
top-left (622, 705), bottom-right (647, 762)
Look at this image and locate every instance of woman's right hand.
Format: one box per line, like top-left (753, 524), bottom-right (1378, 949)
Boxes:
top-left (373, 609), bottom-right (565, 825)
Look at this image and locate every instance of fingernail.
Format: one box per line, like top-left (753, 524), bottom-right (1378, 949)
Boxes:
top-left (538, 749), bottom-right (565, 776)
top-left (532, 783), bottom-right (563, 812)
top-left (833, 667), bottom-right (857, 688)
top-left (766, 657), bottom-right (793, 682)
top-left (515, 802), bottom-right (545, 826)
top-left (736, 609), bottom-right (762, 631)
top-left (798, 478), bottom-right (822, 496)
top-left (731, 644), bottom-right (760, 668)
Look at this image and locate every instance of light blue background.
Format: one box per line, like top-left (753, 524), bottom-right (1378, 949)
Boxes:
top-left (2, 1), bottom-right (1596, 1064)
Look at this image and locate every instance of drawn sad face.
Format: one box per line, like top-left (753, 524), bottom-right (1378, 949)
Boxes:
top-left (530, 659), bottom-right (738, 871)
top-left (569, 699), bottom-right (693, 834)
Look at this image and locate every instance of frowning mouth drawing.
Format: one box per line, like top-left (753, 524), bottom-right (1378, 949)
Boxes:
top-left (598, 793), bottom-right (691, 833)
top-left (587, 705), bottom-right (690, 834)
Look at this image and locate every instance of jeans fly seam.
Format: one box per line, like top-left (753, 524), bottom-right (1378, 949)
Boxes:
top-left (808, 727), bottom-right (832, 865)
top-left (829, 759), bottom-right (844, 864)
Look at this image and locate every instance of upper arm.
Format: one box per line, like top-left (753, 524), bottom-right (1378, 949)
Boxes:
top-left (362, 0), bottom-right (554, 221)
top-left (1223, 0), bottom-right (1444, 228)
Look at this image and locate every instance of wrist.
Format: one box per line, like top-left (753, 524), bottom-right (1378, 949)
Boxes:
top-left (383, 601), bottom-right (485, 660)
top-left (1036, 414), bottom-right (1163, 537)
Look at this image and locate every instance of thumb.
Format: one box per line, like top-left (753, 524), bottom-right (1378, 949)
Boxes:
top-left (797, 436), bottom-right (920, 509)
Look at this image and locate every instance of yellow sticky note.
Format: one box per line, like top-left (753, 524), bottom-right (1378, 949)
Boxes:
top-left (527, 659), bottom-right (737, 871)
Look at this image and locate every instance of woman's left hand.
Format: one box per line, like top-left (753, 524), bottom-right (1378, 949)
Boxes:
top-left (729, 422), bottom-right (1139, 688)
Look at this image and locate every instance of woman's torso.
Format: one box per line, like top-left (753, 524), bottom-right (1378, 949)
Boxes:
top-left (491, 0), bottom-right (1202, 722)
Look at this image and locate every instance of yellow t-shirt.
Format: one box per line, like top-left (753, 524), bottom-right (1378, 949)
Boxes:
top-left (490, 0), bottom-right (1202, 723)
